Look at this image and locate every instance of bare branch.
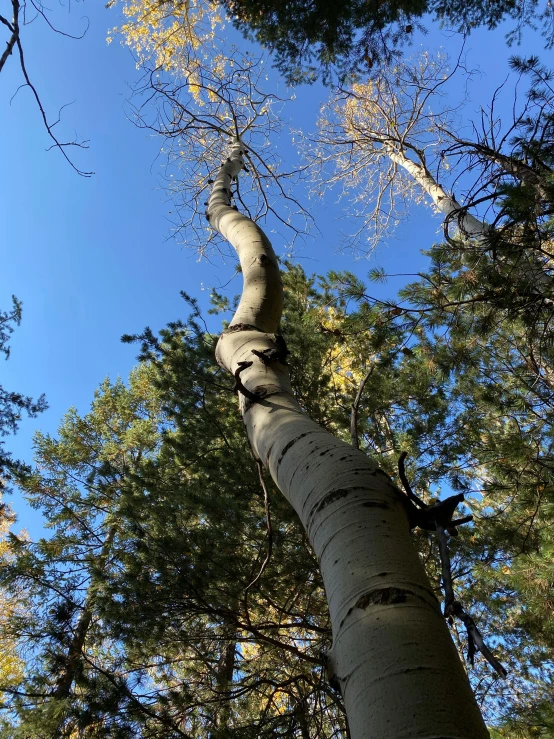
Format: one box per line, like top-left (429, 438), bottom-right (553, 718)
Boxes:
top-left (2, 0), bottom-right (91, 175)
top-left (245, 460), bottom-right (273, 592)
top-left (350, 364), bottom-right (374, 449)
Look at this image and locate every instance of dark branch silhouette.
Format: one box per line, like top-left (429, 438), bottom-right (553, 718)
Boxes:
top-left (1, 0), bottom-right (92, 176)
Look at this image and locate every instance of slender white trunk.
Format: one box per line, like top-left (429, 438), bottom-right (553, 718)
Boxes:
top-left (389, 148), bottom-right (552, 302)
top-left (387, 149), bottom-right (487, 239)
top-left (210, 140), bottom-right (489, 739)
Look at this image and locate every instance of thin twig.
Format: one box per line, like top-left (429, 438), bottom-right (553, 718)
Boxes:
top-left (245, 460), bottom-right (273, 592)
top-left (350, 364), bottom-right (374, 449)
top-left (435, 521), bottom-right (455, 608)
top-left (0, 0), bottom-right (19, 74)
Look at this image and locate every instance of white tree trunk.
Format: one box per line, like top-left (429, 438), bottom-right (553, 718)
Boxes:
top-left (210, 140), bottom-right (490, 739)
top-left (388, 148), bottom-right (552, 302)
top-left (387, 149), bottom-right (487, 239)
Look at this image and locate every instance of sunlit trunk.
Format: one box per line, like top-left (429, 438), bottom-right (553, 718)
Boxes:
top-left (388, 148), bottom-right (552, 302)
top-left (209, 139), bottom-right (489, 739)
top-left (387, 149), bottom-right (486, 238)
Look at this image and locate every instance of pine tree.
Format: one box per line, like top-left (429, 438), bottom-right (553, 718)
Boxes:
top-left (0, 297), bottom-right (47, 482)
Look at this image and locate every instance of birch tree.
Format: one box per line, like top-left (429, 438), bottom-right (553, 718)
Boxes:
top-left (105, 5), bottom-right (500, 735)
top-left (4, 302), bottom-right (351, 737)
top-left (6, 260), bottom-right (554, 734)
top-left (308, 51), bottom-right (553, 258)
top-left (206, 122), bottom-right (489, 739)
top-left (307, 50), bottom-right (554, 386)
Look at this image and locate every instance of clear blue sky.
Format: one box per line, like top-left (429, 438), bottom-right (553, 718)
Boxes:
top-left (0, 2), bottom-right (545, 536)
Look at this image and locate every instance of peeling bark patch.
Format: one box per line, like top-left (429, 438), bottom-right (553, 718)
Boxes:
top-left (315, 488), bottom-right (353, 513)
top-left (277, 432), bottom-right (310, 466)
top-left (356, 587), bottom-right (413, 609)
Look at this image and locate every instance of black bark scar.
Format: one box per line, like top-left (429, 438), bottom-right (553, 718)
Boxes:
top-left (277, 432), bottom-right (310, 466)
top-left (224, 323), bottom-right (262, 333)
top-left (251, 335), bottom-right (289, 366)
top-left (356, 587), bottom-right (411, 608)
top-left (233, 361), bottom-right (263, 403)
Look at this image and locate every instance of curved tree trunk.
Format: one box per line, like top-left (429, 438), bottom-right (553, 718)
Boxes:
top-left (209, 139), bottom-right (489, 739)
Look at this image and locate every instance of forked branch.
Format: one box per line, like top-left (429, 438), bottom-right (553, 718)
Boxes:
top-left (399, 452), bottom-right (507, 678)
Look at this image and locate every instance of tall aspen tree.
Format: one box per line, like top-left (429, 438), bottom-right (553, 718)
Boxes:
top-left (108, 7), bottom-right (494, 735)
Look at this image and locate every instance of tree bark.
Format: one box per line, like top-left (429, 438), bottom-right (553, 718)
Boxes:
top-left (210, 139), bottom-right (489, 738)
top-left (388, 147), bottom-right (552, 303)
top-left (387, 148), bottom-right (487, 239)
top-left (210, 635), bottom-right (236, 735)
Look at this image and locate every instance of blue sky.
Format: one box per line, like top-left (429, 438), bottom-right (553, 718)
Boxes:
top-left (0, 2), bottom-right (546, 536)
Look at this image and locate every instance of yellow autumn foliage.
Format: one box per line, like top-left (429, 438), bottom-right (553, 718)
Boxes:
top-left (108, 0), bottom-right (221, 82)
top-left (318, 306), bottom-right (366, 395)
top-left (0, 498), bottom-right (25, 697)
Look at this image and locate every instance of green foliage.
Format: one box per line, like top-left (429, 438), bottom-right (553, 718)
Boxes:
top-left (363, 230), bottom-right (554, 731)
top-left (1, 292), bottom-right (346, 737)
top-left (0, 297), bottom-right (47, 482)
top-left (219, 0), bottom-right (554, 82)
top-left (3, 258), bottom-right (554, 735)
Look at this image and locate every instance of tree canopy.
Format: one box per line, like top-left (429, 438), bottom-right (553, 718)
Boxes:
top-left (3, 1), bottom-right (554, 737)
top-left (219, 0), bottom-right (554, 82)
top-left (0, 297), bottom-right (46, 481)
top-left (3, 254), bottom-right (554, 734)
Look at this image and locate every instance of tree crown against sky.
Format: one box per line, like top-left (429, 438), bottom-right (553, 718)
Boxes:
top-left (218, 0), bottom-right (554, 82)
top-left (2, 0), bottom-right (554, 736)
top-left (0, 298), bottom-right (47, 480)
top-left (305, 50), bottom-right (554, 253)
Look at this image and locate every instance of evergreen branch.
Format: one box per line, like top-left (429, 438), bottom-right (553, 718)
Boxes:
top-left (80, 654), bottom-right (193, 738)
top-left (238, 606), bottom-right (321, 665)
